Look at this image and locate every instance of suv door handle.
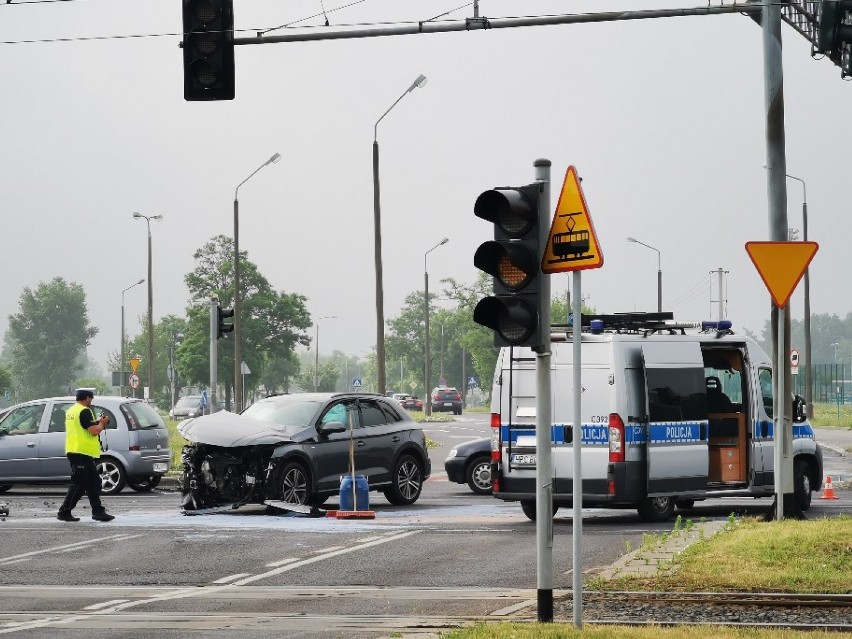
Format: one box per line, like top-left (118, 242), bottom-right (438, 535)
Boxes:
top-left (357, 441), bottom-right (367, 447)
top-left (391, 436), bottom-right (401, 443)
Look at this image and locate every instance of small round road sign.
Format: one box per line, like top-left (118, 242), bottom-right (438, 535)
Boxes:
top-left (790, 348), bottom-right (800, 367)
top-left (129, 373), bottom-right (140, 389)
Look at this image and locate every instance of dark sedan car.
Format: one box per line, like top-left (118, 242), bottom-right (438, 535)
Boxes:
top-left (178, 393), bottom-right (431, 512)
top-left (396, 394), bottom-right (423, 412)
top-left (444, 437), bottom-right (492, 495)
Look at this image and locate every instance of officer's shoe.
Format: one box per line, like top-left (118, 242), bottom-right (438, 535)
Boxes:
top-left (57, 512), bottom-right (80, 522)
top-left (92, 511), bottom-right (115, 522)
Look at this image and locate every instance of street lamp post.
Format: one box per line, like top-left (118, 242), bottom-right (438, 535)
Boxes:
top-left (784, 172), bottom-right (814, 418)
top-left (133, 212), bottom-right (163, 403)
top-left (313, 316), bottom-right (337, 392)
top-left (234, 152), bottom-right (281, 413)
top-left (626, 236), bottom-right (662, 312)
top-left (372, 73), bottom-right (428, 396)
top-left (120, 278), bottom-right (145, 397)
top-left (423, 237), bottom-right (448, 416)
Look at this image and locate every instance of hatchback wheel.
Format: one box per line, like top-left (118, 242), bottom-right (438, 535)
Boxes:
top-left (466, 456), bottom-right (492, 495)
top-left (97, 458), bottom-right (127, 495)
top-left (128, 475), bottom-right (162, 492)
top-left (277, 461), bottom-right (310, 505)
top-left (384, 454), bottom-right (423, 505)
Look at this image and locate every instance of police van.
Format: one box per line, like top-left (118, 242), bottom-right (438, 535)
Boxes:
top-left (490, 313), bottom-right (823, 522)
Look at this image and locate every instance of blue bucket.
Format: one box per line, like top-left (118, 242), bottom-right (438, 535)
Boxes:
top-left (339, 474), bottom-right (369, 511)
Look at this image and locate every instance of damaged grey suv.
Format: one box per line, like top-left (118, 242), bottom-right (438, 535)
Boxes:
top-left (178, 393), bottom-right (431, 512)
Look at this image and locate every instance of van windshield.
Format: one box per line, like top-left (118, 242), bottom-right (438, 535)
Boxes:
top-left (175, 396), bottom-right (201, 409)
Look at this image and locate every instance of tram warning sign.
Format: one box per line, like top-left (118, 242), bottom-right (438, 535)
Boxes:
top-left (541, 166), bottom-right (603, 274)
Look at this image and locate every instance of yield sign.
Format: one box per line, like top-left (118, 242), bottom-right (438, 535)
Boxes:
top-left (541, 166), bottom-right (603, 274)
top-left (745, 241), bottom-right (818, 307)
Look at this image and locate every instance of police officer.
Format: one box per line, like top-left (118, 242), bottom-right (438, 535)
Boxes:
top-left (57, 389), bottom-right (115, 522)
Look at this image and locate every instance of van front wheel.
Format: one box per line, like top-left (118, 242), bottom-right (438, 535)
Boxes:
top-left (637, 496), bottom-right (675, 522)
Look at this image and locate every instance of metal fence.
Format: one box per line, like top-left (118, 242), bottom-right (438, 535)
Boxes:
top-left (793, 364), bottom-right (850, 404)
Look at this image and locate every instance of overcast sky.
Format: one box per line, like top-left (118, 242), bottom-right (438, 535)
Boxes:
top-left (1, 0), bottom-right (849, 373)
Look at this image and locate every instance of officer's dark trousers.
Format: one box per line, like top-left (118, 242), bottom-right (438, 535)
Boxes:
top-left (59, 453), bottom-right (105, 515)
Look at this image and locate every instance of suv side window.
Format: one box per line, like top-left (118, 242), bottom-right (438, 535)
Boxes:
top-left (0, 404), bottom-right (45, 435)
top-left (378, 401), bottom-right (403, 423)
top-left (321, 401), bottom-right (356, 428)
top-left (358, 401), bottom-right (389, 427)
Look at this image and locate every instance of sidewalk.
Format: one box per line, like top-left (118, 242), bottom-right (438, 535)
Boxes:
top-left (814, 426), bottom-right (852, 456)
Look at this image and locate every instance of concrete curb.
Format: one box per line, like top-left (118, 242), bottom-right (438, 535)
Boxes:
top-left (594, 519), bottom-right (728, 580)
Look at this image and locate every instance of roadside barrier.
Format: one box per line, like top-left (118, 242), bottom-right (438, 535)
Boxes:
top-left (819, 475), bottom-right (839, 500)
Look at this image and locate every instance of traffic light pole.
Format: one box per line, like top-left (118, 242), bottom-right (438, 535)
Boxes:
top-left (210, 297), bottom-right (218, 414)
top-left (533, 159), bottom-right (553, 624)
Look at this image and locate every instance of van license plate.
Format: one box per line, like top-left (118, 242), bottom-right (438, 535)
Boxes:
top-left (153, 463), bottom-right (168, 473)
top-left (511, 454), bottom-right (536, 465)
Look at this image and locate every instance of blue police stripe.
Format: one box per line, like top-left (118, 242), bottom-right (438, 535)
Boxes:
top-left (648, 422), bottom-right (704, 444)
top-left (499, 423), bottom-right (609, 445)
top-left (754, 421), bottom-right (815, 440)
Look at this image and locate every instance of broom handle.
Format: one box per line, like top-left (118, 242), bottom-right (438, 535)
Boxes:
top-left (348, 405), bottom-right (356, 509)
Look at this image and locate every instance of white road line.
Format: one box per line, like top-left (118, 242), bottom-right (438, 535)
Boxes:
top-left (211, 574), bottom-right (251, 584)
top-left (0, 559), bottom-right (30, 566)
top-left (83, 599), bottom-right (130, 610)
top-left (265, 557), bottom-right (299, 568)
top-left (0, 535), bottom-right (127, 565)
top-left (309, 546), bottom-right (343, 554)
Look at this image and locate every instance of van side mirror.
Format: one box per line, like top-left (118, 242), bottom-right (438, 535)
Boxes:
top-left (317, 421), bottom-right (346, 436)
top-left (792, 395), bottom-right (807, 423)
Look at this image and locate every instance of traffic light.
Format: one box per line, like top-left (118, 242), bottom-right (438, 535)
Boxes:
top-left (817, 0), bottom-right (852, 67)
top-left (472, 184), bottom-right (544, 351)
top-left (217, 306), bottom-right (234, 339)
top-left (182, 0), bottom-right (235, 101)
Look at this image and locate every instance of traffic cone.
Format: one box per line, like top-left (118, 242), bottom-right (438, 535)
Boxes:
top-left (819, 476), bottom-right (839, 500)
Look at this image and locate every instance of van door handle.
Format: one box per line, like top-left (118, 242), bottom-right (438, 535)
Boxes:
top-left (628, 415), bottom-right (648, 424)
top-left (27, 442), bottom-right (37, 448)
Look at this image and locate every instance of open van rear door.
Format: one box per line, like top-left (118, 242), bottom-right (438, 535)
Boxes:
top-left (641, 342), bottom-right (709, 496)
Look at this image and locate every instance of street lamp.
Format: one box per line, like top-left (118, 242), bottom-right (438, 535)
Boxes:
top-left (120, 278), bottom-right (145, 397)
top-left (424, 237), bottom-right (449, 416)
top-left (132, 212), bottom-right (163, 403)
top-left (313, 315), bottom-right (337, 392)
top-left (784, 172), bottom-right (814, 419)
top-left (626, 236), bottom-right (662, 313)
top-left (234, 152), bottom-right (281, 413)
top-left (372, 73), bottom-right (428, 396)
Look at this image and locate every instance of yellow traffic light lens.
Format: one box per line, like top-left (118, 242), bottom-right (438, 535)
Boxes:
top-left (498, 255), bottom-right (530, 289)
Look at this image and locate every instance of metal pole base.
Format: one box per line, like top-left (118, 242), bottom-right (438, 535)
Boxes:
top-left (762, 493), bottom-right (806, 521)
top-left (536, 589), bottom-right (553, 622)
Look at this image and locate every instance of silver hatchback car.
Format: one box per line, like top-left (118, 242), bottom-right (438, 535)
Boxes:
top-left (0, 396), bottom-right (171, 495)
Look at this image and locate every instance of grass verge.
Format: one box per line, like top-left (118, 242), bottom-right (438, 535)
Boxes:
top-left (592, 516), bottom-right (851, 594)
top-left (441, 623), bottom-right (847, 639)
top-left (810, 402), bottom-right (852, 429)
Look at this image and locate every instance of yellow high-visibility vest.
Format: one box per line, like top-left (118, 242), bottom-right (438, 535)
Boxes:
top-left (65, 403), bottom-right (101, 458)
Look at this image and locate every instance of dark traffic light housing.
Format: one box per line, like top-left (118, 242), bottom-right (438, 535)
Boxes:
top-left (217, 306), bottom-right (235, 339)
top-left (817, 0), bottom-right (852, 74)
top-left (473, 184), bottom-right (544, 350)
top-left (182, 0), bottom-right (235, 101)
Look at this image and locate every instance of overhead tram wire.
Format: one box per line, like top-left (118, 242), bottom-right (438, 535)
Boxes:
top-left (1, 2), bottom-right (773, 45)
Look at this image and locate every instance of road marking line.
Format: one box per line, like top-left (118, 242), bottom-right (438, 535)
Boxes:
top-left (0, 535), bottom-right (127, 565)
top-left (309, 546), bottom-right (343, 554)
top-left (83, 599), bottom-right (130, 610)
top-left (0, 559), bottom-right (30, 566)
top-left (212, 574), bottom-right (251, 584)
top-left (265, 558), bottom-right (299, 568)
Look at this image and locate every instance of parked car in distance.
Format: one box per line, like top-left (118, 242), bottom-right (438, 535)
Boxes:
top-left (169, 394), bottom-right (204, 420)
top-left (431, 387), bottom-right (463, 415)
top-left (444, 437), bottom-right (492, 494)
top-left (178, 392), bottom-right (431, 512)
top-left (0, 396), bottom-right (171, 495)
top-left (394, 394), bottom-right (423, 412)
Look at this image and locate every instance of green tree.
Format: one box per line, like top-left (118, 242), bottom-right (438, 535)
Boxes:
top-left (74, 377), bottom-right (110, 396)
top-left (178, 236), bottom-right (311, 407)
top-left (123, 315), bottom-right (188, 408)
top-left (296, 360), bottom-right (340, 392)
top-left (4, 277), bottom-right (98, 400)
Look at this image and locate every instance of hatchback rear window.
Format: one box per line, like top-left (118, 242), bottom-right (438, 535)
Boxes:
top-left (122, 402), bottom-right (166, 430)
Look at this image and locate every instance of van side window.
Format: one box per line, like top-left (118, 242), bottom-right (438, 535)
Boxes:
top-left (759, 368), bottom-right (773, 418)
top-left (646, 368), bottom-right (707, 422)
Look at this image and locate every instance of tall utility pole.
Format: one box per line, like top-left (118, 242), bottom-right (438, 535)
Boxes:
top-left (209, 297), bottom-right (219, 413)
top-left (710, 268), bottom-right (729, 321)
